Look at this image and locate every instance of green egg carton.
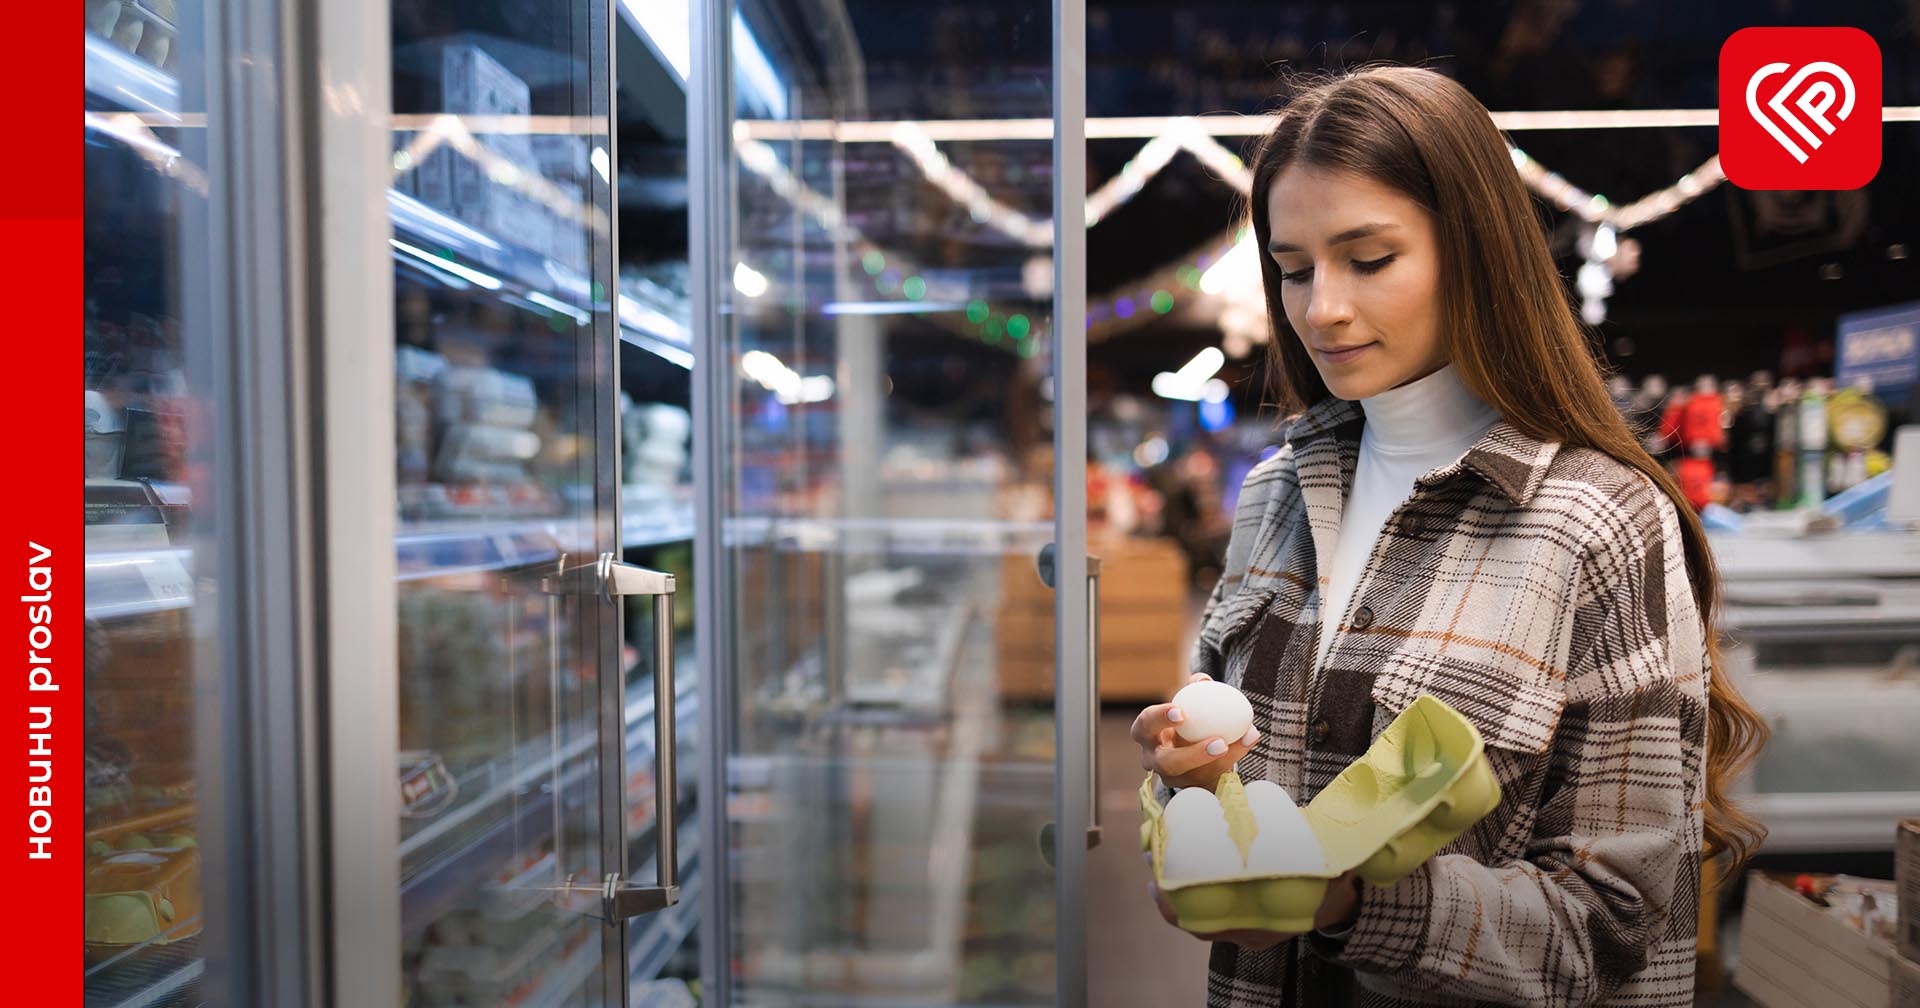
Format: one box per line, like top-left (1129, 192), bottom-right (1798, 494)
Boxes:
top-left (1140, 693), bottom-right (1502, 934)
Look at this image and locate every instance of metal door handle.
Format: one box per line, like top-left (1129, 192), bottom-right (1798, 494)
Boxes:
top-left (1085, 556), bottom-right (1102, 848)
top-left (1036, 543), bottom-right (1103, 850)
top-left (544, 552), bottom-right (680, 919)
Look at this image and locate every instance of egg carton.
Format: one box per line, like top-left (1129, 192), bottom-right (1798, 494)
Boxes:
top-left (1140, 693), bottom-right (1501, 934)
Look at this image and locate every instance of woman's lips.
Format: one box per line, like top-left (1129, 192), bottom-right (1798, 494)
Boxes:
top-left (1316, 342), bottom-right (1375, 365)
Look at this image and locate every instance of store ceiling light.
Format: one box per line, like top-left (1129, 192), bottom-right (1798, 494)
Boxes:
top-left (741, 351), bottom-right (834, 404)
top-left (389, 239), bottom-right (501, 291)
top-left (733, 262), bottom-right (770, 299)
top-left (621, 0), bottom-right (690, 84)
top-left (1200, 236), bottom-right (1257, 296)
top-left (1152, 347), bottom-right (1225, 401)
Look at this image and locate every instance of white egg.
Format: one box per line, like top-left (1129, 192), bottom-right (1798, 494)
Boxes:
top-left (1171, 680), bottom-right (1255, 745)
top-left (1241, 779), bottom-right (1326, 874)
top-left (1159, 787), bottom-right (1248, 884)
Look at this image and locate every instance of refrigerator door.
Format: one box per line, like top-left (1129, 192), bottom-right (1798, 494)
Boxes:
top-left (83, 11), bottom-right (225, 1004)
top-left (689, 1), bottom-right (1092, 1004)
top-left (86, 2), bottom-right (367, 1002)
top-left (388, 2), bottom-right (633, 1003)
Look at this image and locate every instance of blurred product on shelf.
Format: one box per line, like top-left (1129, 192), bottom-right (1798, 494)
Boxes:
top-left (1798, 379), bottom-right (1832, 508)
top-left (1658, 384), bottom-right (1690, 466)
top-left (1677, 455), bottom-right (1716, 512)
top-left (84, 805), bottom-right (202, 956)
top-left (1626, 374), bottom-right (1672, 458)
top-left (1603, 368), bottom-right (1905, 516)
top-left (1728, 372), bottom-right (1777, 511)
top-left (1828, 382), bottom-right (1890, 495)
top-left (399, 751), bottom-right (459, 819)
top-left (1776, 377), bottom-right (1803, 509)
top-left (1682, 375), bottom-right (1729, 454)
top-left (623, 396), bottom-right (692, 489)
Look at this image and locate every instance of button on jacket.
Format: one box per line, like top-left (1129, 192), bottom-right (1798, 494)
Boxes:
top-left (1190, 396), bottom-right (1709, 1008)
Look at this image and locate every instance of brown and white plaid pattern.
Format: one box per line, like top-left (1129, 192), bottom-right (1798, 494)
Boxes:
top-left (1189, 396), bottom-right (1708, 1007)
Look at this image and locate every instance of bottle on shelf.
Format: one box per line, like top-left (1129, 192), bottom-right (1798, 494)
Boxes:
top-left (1675, 375), bottom-right (1727, 510)
top-left (1775, 378), bottom-right (1801, 509)
top-left (1796, 378), bottom-right (1830, 508)
top-left (1728, 371), bottom-right (1776, 511)
top-left (1825, 376), bottom-right (1888, 495)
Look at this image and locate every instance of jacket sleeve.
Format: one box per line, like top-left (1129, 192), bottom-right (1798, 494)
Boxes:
top-left (1313, 485), bottom-right (1708, 1006)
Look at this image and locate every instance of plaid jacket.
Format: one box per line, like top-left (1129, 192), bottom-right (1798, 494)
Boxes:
top-left (1192, 396), bottom-right (1708, 1007)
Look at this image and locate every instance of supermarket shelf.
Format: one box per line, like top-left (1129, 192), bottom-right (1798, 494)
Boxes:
top-left (84, 934), bottom-right (201, 1008)
top-left (401, 660), bottom-right (699, 937)
top-left (1711, 531), bottom-right (1920, 580)
top-left (1722, 581), bottom-right (1920, 641)
top-left (622, 503), bottom-right (697, 550)
top-left (523, 929), bottom-right (604, 1008)
top-left (1747, 791), bottom-right (1920, 853)
top-left (515, 832), bottom-right (703, 1007)
top-left (86, 547), bottom-right (193, 619)
top-left (629, 840), bottom-right (703, 983)
top-left (88, 503), bottom-right (694, 618)
top-left (84, 37), bottom-right (692, 355)
top-left (723, 516), bottom-right (1053, 555)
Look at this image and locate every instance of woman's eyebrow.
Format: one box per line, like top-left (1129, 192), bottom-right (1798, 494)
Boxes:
top-left (1267, 222), bottom-right (1401, 254)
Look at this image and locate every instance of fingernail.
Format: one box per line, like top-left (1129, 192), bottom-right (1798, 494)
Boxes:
top-left (1206, 739), bottom-right (1228, 756)
top-left (1193, 673), bottom-right (1212, 681)
top-left (1241, 727), bottom-right (1260, 747)
top-left (1167, 707), bottom-right (1185, 724)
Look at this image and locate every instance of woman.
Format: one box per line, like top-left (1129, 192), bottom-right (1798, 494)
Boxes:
top-left (1130, 66), bottom-right (1768, 1007)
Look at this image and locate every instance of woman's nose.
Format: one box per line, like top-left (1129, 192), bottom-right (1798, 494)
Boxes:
top-left (1303, 274), bottom-right (1354, 331)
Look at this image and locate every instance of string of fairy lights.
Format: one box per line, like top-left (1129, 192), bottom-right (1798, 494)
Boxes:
top-left (733, 115), bottom-right (1743, 347)
top-left (371, 108), bottom-right (1893, 353)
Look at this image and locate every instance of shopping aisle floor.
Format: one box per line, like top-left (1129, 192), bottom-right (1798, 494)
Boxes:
top-left (1087, 708), bottom-right (1212, 1004)
top-left (1085, 709), bottom-right (1759, 1006)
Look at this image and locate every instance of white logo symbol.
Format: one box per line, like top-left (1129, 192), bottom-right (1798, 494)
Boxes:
top-left (1745, 61), bottom-right (1857, 163)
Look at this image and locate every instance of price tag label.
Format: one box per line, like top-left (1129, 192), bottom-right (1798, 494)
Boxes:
top-left (137, 555), bottom-right (194, 606)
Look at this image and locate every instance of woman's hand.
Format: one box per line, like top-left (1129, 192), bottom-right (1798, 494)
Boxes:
top-left (1131, 673), bottom-right (1261, 792)
top-left (1147, 868), bottom-right (1363, 950)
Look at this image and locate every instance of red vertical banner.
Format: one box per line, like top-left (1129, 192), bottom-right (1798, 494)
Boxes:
top-left (3, 5), bottom-right (81, 1004)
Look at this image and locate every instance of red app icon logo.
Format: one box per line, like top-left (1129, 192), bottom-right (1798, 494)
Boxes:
top-left (1720, 27), bottom-right (1881, 190)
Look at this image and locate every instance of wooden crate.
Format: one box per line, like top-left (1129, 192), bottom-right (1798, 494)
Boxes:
top-left (994, 535), bottom-right (1188, 703)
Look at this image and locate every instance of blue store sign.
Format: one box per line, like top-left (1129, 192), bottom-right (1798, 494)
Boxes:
top-left (1837, 301), bottom-right (1920, 395)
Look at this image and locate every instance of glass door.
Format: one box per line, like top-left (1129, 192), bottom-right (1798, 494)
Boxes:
top-left (387, 1), bottom-right (648, 1003)
top-left (83, 7), bottom-right (221, 1002)
top-left (692, 1), bottom-right (1090, 1004)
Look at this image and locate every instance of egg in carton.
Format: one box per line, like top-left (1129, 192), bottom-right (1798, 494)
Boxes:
top-left (1142, 693), bottom-right (1502, 935)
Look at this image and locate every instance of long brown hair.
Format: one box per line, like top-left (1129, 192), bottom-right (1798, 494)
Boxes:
top-left (1245, 66), bottom-right (1768, 873)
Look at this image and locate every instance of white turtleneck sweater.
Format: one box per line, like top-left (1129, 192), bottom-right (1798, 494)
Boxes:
top-left (1312, 364), bottom-right (1502, 672)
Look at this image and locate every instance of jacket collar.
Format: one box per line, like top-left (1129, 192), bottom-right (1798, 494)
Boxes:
top-left (1282, 396), bottom-right (1561, 508)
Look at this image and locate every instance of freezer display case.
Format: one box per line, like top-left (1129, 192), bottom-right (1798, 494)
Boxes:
top-left (387, 1), bottom-right (703, 1002)
top-left (1714, 532), bottom-right (1920, 852)
top-left (692, 0), bottom-right (1090, 1004)
top-left (83, 7), bottom-right (213, 1004)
